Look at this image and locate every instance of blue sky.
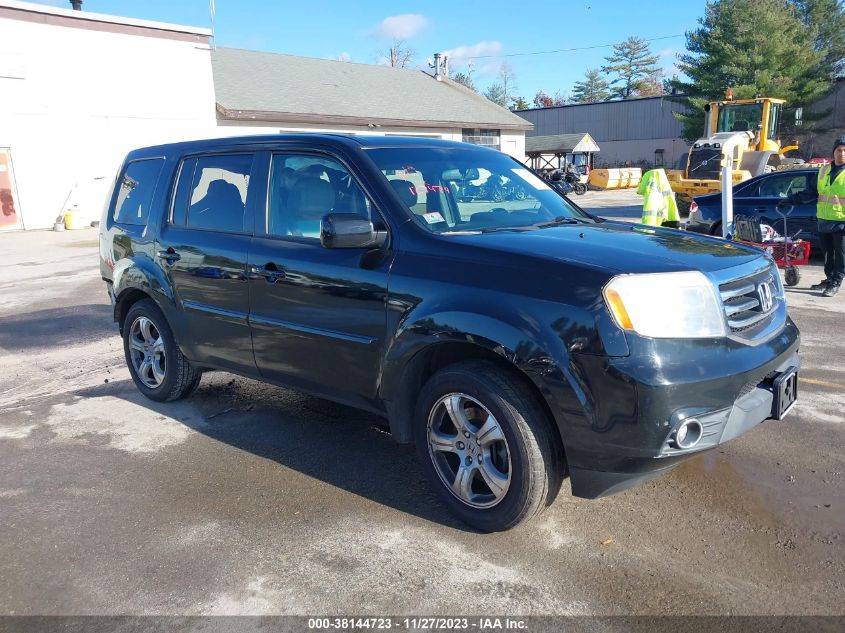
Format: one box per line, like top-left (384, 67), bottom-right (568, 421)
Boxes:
top-left (34, 0), bottom-right (706, 102)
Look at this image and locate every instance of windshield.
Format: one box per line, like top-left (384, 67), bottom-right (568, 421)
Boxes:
top-left (717, 104), bottom-right (763, 133)
top-left (365, 146), bottom-right (592, 234)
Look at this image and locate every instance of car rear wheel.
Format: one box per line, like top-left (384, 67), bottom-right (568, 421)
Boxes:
top-left (710, 221), bottom-right (723, 237)
top-left (414, 361), bottom-right (563, 532)
top-left (123, 299), bottom-right (201, 402)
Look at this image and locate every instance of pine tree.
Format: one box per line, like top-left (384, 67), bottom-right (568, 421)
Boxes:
top-left (791, 0), bottom-right (845, 78)
top-left (483, 83), bottom-right (507, 107)
top-left (671, 0), bottom-right (832, 141)
top-left (452, 71), bottom-right (477, 92)
top-left (483, 64), bottom-right (519, 109)
top-left (602, 37), bottom-right (660, 99)
top-left (511, 96), bottom-right (530, 111)
top-left (572, 69), bottom-right (612, 103)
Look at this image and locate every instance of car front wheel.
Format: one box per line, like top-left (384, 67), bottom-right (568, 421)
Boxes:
top-left (414, 361), bottom-right (563, 531)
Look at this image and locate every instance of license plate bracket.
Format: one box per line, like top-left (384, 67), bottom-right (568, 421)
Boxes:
top-left (772, 367), bottom-right (798, 420)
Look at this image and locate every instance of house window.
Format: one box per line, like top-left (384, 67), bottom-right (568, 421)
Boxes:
top-left (462, 128), bottom-right (500, 150)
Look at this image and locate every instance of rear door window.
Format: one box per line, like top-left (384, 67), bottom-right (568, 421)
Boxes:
top-left (183, 154), bottom-right (254, 233)
top-left (112, 158), bottom-right (165, 225)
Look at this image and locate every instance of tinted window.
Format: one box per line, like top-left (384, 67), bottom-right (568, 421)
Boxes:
top-left (267, 154), bottom-right (372, 239)
top-left (758, 174), bottom-right (810, 198)
top-left (113, 158), bottom-right (164, 225)
top-left (171, 158), bottom-right (196, 226)
top-left (187, 154), bottom-right (254, 233)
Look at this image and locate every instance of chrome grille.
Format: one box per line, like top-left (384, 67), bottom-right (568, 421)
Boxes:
top-left (718, 265), bottom-right (781, 340)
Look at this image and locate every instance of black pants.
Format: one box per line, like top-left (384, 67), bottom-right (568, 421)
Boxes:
top-left (820, 229), bottom-right (845, 283)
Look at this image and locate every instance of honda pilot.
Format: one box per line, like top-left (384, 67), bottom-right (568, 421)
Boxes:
top-left (99, 135), bottom-right (800, 532)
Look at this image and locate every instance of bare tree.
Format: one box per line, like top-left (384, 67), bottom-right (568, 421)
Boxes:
top-left (385, 39), bottom-right (415, 68)
top-left (485, 63), bottom-right (519, 108)
top-left (498, 63), bottom-right (518, 107)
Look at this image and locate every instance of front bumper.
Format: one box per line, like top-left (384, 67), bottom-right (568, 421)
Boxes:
top-left (554, 321), bottom-right (800, 498)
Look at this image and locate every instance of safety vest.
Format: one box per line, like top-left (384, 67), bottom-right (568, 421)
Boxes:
top-left (637, 169), bottom-right (679, 226)
top-left (817, 164), bottom-right (845, 221)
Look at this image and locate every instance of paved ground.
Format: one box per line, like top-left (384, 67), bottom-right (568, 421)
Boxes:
top-left (1, 201), bottom-right (843, 618)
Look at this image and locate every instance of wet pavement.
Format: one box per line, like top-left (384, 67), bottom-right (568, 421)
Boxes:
top-left (0, 216), bottom-right (843, 618)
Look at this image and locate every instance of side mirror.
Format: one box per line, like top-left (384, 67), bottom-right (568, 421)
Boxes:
top-left (464, 168), bottom-right (480, 181)
top-left (320, 213), bottom-right (387, 249)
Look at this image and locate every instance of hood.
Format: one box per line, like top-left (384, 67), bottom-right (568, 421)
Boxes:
top-left (446, 220), bottom-right (763, 274)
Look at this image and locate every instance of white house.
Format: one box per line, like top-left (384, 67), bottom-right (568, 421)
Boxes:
top-left (0, 0), bottom-right (530, 231)
top-left (0, 0), bottom-right (216, 230)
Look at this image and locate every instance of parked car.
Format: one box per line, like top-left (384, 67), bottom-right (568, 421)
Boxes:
top-left (686, 168), bottom-right (820, 245)
top-left (100, 135), bottom-right (800, 532)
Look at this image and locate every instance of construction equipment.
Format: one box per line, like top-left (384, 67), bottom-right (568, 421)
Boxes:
top-left (668, 94), bottom-right (796, 211)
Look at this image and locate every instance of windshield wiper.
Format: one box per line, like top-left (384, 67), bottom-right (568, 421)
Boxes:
top-left (534, 216), bottom-right (586, 228)
top-left (478, 226), bottom-right (535, 233)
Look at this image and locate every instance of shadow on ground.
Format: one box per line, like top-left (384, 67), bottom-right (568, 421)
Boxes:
top-left (0, 304), bottom-right (114, 353)
top-left (73, 377), bottom-right (472, 532)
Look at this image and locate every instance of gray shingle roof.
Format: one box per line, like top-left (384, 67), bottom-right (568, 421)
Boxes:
top-left (525, 133), bottom-right (601, 154)
top-left (211, 47), bottom-right (531, 130)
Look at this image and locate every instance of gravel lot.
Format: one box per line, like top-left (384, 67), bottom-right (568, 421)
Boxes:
top-left (1, 193), bottom-right (842, 621)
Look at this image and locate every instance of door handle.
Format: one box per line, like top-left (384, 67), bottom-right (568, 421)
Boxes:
top-left (156, 248), bottom-right (181, 264)
top-left (249, 263), bottom-right (286, 283)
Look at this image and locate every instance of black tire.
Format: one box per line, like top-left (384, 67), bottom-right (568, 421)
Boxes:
top-left (123, 298), bottom-right (201, 402)
top-left (413, 360), bottom-right (563, 532)
top-left (574, 183), bottom-right (587, 195)
top-left (710, 221), bottom-right (723, 237)
top-left (677, 198), bottom-right (692, 217)
top-left (785, 266), bottom-right (800, 287)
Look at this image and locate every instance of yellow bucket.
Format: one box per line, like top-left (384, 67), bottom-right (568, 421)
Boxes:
top-left (64, 210), bottom-right (89, 230)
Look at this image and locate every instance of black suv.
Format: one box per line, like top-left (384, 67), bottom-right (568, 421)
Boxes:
top-left (100, 135), bottom-right (800, 531)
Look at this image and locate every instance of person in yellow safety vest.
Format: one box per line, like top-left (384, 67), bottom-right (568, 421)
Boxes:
top-left (637, 168), bottom-right (679, 227)
top-left (791, 135), bottom-right (845, 297)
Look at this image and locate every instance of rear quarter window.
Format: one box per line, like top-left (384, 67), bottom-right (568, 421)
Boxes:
top-left (112, 158), bottom-right (165, 225)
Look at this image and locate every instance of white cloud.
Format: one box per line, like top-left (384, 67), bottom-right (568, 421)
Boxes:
top-left (441, 41), bottom-right (503, 73)
top-left (371, 14), bottom-right (430, 40)
top-left (657, 48), bottom-right (678, 59)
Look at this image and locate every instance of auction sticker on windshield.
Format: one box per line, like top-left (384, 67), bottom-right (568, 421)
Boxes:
top-left (422, 212), bottom-right (445, 224)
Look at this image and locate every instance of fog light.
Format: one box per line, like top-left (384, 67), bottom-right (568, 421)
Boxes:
top-left (675, 418), bottom-right (703, 449)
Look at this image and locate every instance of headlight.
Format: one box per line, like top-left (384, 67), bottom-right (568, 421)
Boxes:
top-left (603, 271), bottom-right (727, 338)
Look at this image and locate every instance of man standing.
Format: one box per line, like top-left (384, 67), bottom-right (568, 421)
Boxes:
top-left (811, 136), bottom-right (845, 297)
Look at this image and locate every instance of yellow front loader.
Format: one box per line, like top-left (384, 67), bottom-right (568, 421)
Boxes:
top-left (668, 96), bottom-right (796, 212)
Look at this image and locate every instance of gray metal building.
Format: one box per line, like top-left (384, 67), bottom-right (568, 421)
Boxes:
top-left (515, 79), bottom-right (845, 168)
top-left (515, 97), bottom-right (690, 168)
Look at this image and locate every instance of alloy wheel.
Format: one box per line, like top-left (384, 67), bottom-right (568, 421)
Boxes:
top-left (128, 316), bottom-right (167, 388)
top-left (426, 393), bottom-right (512, 508)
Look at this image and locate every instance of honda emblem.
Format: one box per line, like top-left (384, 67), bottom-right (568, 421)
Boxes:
top-left (757, 281), bottom-right (774, 312)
